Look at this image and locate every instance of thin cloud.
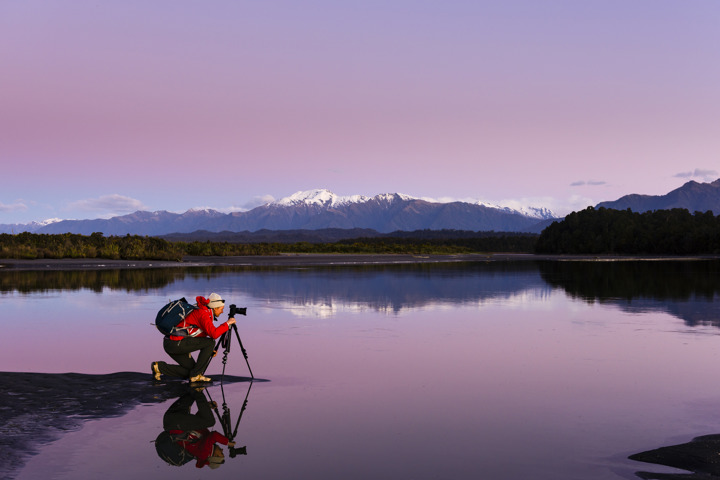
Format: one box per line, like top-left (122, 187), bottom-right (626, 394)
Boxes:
top-left (571, 180), bottom-right (606, 187)
top-left (674, 169), bottom-right (719, 182)
top-left (68, 194), bottom-right (147, 214)
top-left (0, 201), bottom-right (28, 213)
top-left (216, 195), bottom-right (277, 213)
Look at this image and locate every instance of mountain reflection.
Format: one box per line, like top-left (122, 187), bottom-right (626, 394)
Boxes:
top-left (0, 263), bottom-right (550, 312)
top-left (3, 260), bottom-right (720, 325)
top-left (209, 263), bottom-right (549, 315)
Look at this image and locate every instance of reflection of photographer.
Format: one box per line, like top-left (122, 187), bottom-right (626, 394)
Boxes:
top-left (155, 388), bottom-right (237, 469)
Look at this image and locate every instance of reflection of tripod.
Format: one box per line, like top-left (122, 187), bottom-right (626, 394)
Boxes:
top-left (206, 380), bottom-right (253, 458)
top-left (214, 304), bottom-right (254, 381)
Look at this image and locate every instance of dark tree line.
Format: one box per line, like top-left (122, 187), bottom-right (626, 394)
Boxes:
top-left (0, 232), bottom-right (276, 261)
top-left (0, 231), bottom-right (540, 261)
top-left (535, 207), bottom-right (720, 254)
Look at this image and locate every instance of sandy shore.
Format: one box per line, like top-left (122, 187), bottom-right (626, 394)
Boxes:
top-left (0, 253), bottom-right (528, 270)
top-left (2, 253), bottom-right (717, 271)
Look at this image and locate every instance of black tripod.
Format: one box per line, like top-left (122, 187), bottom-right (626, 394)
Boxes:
top-left (215, 304), bottom-right (254, 381)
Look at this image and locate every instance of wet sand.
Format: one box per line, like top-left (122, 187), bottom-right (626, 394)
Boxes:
top-left (0, 372), bottom-right (259, 479)
top-left (2, 253), bottom-right (718, 271)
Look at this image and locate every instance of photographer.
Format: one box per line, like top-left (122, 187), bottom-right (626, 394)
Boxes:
top-left (152, 293), bottom-right (236, 383)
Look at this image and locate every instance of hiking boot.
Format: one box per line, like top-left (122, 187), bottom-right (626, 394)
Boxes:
top-left (189, 374), bottom-right (212, 383)
top-left (151, 362), bottom-right (161, 381)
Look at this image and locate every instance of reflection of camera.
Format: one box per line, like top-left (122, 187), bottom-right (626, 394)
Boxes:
top-left (229, 304), bottom-right (247, 317)
top-left (229, 445), bottom-right (247, 457)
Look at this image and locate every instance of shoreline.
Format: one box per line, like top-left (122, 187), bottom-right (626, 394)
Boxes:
top-left (2, 253), bottom-right (720, 270)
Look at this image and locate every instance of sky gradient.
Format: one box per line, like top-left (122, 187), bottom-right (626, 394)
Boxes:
top-left (2, 1), bottom-right (719, 224)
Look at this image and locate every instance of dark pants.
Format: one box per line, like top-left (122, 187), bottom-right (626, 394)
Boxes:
top-left (157, 337), bottom-right (215, 379)
top-left (163, 390), bottom-right (216, 431)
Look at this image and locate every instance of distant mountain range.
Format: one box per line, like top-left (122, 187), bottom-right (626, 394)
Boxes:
top-left (0, 189), bottom-right (556, 236)
top-left (3, 181), bottom-right (720, 237)
top-left (596, 179), bottom-right (720, 214)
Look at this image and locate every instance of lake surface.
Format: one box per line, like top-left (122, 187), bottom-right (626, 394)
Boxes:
top-left (3, 259), bottom-right (720, 479)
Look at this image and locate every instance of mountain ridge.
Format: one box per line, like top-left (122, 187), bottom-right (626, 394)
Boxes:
top-left (1, 190), bottom-right (555, 236)
top-left (5, 180), bottom-right (720, 237)
top-left (596, 179), bottom-right (720, 214)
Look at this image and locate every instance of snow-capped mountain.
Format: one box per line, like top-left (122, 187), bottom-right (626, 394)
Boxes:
top-left (226, 189), bottom-right (551, 233)
top-left (474, 201), bottom-right (555, 220)
top-left (3, 189), bottom-right (558, 236)
top-left (274, 189), bottom-right (420, 209)
top-left (0, 218), bottom-right (62, 234)
top-left (275, 189), bottom-right (555, 220)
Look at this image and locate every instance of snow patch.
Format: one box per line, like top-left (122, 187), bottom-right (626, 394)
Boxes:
top-left (272, 189), bottom-right (556, 218)
top-left (475, 201), bottom-right (556, 220)
top-left (36, 218), bottom-right (63, 226)
top-left (274, 189), bottom-right (419, 208)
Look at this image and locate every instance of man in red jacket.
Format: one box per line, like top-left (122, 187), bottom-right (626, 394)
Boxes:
top-left (152, 293), bottom-right (237, 383)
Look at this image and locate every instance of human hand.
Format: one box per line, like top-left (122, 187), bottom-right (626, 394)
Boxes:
top-left (227, 317), bottom-right (236, 326)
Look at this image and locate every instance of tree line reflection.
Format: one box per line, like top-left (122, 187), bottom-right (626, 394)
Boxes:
top-left (2, 260), bottom-right (719, 325)
top-left (538, 260), bottom-right (720, 328)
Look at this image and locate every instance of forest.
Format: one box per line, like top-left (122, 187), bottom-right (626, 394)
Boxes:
top-left (535, 207), bottom-right (720, 254)
top-left (0, 232), bottom-right (275, 261)
top-left (5, 207), bottom-right (719, 261)
top-left (0, 231), bottom-right (538, 260)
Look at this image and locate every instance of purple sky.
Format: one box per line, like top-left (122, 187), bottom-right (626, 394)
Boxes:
top-left (1, 1), bottom-right (719, 224)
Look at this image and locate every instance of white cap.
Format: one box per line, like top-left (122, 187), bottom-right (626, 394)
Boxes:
top-left (207, 293), bottom-right (225, 309)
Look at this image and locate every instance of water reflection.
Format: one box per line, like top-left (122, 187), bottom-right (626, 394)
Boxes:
top-left (630, 434), bottom-right (720, 479)
top-left (0, 372), bottom-right (254, 480)
top-left (217, 263), bottom-right (549, 314)
top-left (156, 382), bottom-right (251, 469)
top-left (5, 260), bottom-right (720, 479)
top-left (3, 259), bottom-right (720, 323)
top-left (538, 260), bottom-right (720, 327)
top-left (0, 262), bottom-right (549, 313)
top-left (0, 267), bottom-right (193, 293)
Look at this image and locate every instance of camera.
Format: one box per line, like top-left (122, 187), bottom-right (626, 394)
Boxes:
top-left (229, 304), bottom-right (247, 317)
top-left (229, 445), bottom-right (247, 457)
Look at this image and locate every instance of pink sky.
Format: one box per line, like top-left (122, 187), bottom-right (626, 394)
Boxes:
top-left (1, 1), bottom-right (719, 223)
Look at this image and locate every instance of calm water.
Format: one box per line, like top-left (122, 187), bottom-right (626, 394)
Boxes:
top-left (3, 260), bottom-right (720, 479)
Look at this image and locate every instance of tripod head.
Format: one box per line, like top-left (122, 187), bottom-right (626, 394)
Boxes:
top-left (215, 303), bottom-right (254, 379)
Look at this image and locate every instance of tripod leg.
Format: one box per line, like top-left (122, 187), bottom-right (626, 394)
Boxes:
top-left (233, 325), bottom-right (254, 379)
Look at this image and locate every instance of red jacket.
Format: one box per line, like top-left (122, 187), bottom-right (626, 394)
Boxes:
top-left (169, 296), bottom-right (230, 341)
top-left (169, 428), bottom-right (230, 468)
